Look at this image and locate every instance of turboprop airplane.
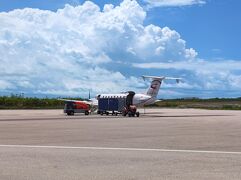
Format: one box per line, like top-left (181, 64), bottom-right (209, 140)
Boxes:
top-left (60, 75), bottom-right (181, 110)
top-left (97, 75), bottom-right (181, 107)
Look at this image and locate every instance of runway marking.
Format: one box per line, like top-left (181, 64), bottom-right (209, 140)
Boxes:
top-left (0, 144), bottom-right (241, 155)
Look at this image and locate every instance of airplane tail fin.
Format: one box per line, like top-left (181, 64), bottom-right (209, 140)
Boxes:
top-left (142, 75), bottom-right (182, 98)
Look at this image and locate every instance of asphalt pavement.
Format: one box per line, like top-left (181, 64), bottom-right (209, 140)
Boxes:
top-left (0, 109), bottom-right (241, 179)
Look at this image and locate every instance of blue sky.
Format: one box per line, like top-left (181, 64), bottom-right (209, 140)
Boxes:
top-left (145, 0), bottom-right (241, 60)
top-left (0, 0), bottom-right (241, 98)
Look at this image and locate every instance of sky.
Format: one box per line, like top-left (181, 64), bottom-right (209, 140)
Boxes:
top-left (0, 0), bottom-right (241, 98)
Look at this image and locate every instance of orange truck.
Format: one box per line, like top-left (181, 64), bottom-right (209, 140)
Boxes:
top-left (64, 101), bottom-right (90, 115)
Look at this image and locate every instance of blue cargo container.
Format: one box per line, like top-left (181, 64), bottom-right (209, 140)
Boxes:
top-left (98, 98), bottom-right (109, 111)
top-left (97, 91), bottom-right (140, 117)
top-left (98, 98), bottom-right (125, 115)
top-left (108, 98), bottom-right (119, 110)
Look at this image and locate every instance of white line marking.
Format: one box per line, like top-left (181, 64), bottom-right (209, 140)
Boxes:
top-left (0, 144), bottom-right (241, 155)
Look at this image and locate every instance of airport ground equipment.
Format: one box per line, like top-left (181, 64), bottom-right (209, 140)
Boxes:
top-left (97, 91), bottom-right (139, 117)
top-left (97, 97), bottom-right (125, 115)
top-left (64, 101), bottom-right (90, 116)
top-left (122, 105), bottom-right (140, 117)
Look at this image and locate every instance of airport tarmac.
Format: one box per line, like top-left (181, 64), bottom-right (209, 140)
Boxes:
top-left (0, 108), bottom-right (241, 179)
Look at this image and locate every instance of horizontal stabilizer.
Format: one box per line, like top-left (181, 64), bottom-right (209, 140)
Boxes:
top-left (141, 75), bottom-right (182, 83)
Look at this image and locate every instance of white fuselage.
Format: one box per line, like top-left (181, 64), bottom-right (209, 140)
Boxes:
top-left (132, 93), bottom-right (156, 106)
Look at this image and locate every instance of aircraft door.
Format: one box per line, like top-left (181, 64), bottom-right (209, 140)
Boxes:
top-left (126, 91), bottom-right (135, 107)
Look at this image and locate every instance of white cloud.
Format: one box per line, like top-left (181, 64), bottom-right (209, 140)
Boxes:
top-left (132, 59), bottom-right (241, 71)
top-left (130, 25), bottom-right (197, 61)
top-left (143, 0), bottom-right (206, 8)
top-left (0, 0), bottom-right (197, 96)
top-left (0, 80), bottom-right (15, 90)
top-left (133, 59), bottom-right (241, 92)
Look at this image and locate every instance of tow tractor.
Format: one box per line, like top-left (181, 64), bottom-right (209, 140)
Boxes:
top-left (122, 105), bottom-right (140, 117)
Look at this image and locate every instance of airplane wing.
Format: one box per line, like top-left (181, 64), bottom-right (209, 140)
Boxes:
top-left (58, 99), bottom-right (94, 105)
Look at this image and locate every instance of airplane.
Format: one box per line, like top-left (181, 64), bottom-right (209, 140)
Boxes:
top-left (96, 75), bottom-right (182, 107)
top-left (60, 75), bottom-right (181, 113)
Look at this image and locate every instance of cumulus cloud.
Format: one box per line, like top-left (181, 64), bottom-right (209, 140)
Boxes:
top-left (133, 59), bottom-right (241, 96)
top-left (129, 25), bottom-right (197, 61)
top-left (133, 60), bottom-right (241, 71)
top-left (143, 0), bottom-right (206, 8)
top-left (0, 0), bottom-right (197, 97)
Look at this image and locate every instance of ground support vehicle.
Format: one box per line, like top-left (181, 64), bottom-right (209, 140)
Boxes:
top-left (64, 101), bottom-right (90, 116)
top-left (122, 105), bottom-right (140, 117)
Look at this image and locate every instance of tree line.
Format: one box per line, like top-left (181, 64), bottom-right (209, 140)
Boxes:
top-left (0, 94), bottom-right (241, 110)
top-left (0, 94), bottom-right (65, 109)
